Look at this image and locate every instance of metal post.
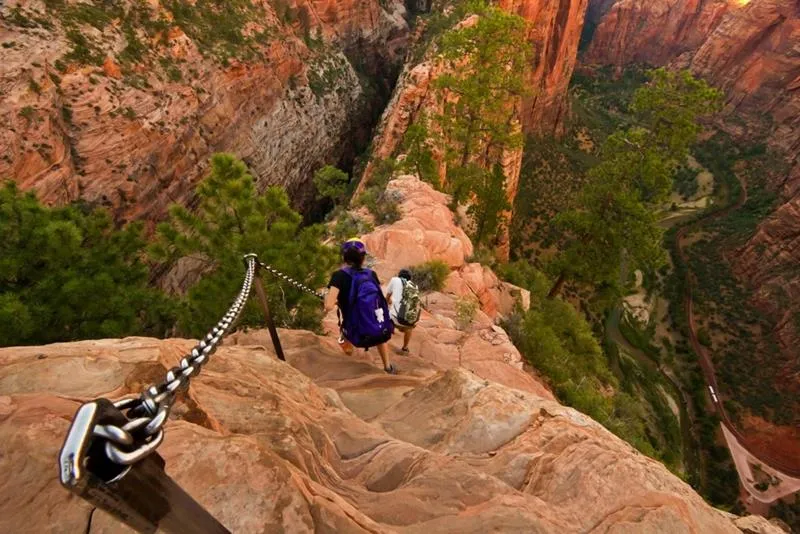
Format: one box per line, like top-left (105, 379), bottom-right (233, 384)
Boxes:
top-left (59, 400), bottom-right (230, 534)
top-left (252, 266), bottom-right (286, 361)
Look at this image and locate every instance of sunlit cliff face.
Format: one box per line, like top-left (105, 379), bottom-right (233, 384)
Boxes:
top-left (731, 0), bottom-right (750, 6)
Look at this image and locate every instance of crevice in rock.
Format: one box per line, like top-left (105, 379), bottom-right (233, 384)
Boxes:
top-left (84, 507), bottom-right (96, 534)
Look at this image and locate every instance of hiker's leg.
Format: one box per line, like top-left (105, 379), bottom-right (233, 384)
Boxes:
top-left (403, 328), bottom-right (413, 350)
top-left (338, 335), bottom-right (354, 356)
top-left (376, 343), bottom-right (391, 369)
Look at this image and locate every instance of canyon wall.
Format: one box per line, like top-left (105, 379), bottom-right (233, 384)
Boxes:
top-left (498, 0), bottom-right (590, 135)
top-left (584, 0), bottom-right (732, 67)
top-left (0, 0), bottom-right (408, 222)
top-left (356, 0), bottom-right (589, 259)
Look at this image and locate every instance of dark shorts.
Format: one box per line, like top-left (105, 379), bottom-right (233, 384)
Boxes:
top-left (392, 318), bottom-right (416, 331)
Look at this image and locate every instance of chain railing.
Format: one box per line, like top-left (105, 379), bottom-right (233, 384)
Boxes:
top-left (58, 254), bottom-right (320, 533)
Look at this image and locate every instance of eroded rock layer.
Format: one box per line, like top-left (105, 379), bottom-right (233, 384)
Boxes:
top-left (0, 0), bottom-right (408, 221)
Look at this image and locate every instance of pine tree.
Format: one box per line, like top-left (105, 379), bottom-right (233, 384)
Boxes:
top-left (430, 1), bottom-right (530, 248)
top-left (153, 154), bottom-right (338, 336)
top-left (313, 165), bottom-right (349, 203)
top-left (400, 118), bottom-right (438, 186)
top-left (0, 182), bottom-right (173, 346)
top-left (434, 2), bottom-right (530, 179)
top-left (468, 164), bottom-right (511, 246)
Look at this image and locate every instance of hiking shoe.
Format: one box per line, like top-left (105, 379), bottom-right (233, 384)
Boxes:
top-left (384, 363), bottom-right (397, 375)
top-left (397, 347), bottom-right (410, 355)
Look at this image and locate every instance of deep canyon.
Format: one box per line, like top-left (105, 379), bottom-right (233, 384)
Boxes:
top-left (1, 0), bottom-right (799, 531)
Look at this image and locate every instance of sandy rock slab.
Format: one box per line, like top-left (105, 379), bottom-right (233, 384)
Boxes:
top-left (0, 336), bottom-right (768, 533)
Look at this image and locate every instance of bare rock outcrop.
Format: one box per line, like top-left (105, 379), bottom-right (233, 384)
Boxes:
top-left (0, 333), bottom-right (776, 533)
top-left (498, 0), bottom-right (590, 135)
top-left (361, 175), bottom-right (529, 321)
top-left (0, 0), bottom-right (408, 221)
top-left (584, 0), bottom-right (731, 67)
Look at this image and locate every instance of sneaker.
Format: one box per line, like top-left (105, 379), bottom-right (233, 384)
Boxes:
top-left (397, 347), bottom-right (410, 355)
top-left (384, 363), bottom-right (397, 375)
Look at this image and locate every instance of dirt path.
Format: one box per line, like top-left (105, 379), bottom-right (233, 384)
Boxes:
top-left (675, 172), bottom-right (800, 479)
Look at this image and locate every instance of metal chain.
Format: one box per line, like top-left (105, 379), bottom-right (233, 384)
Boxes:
top-left (95, 255), bottom-right (258, 466)
top-left (258, 261), bottom-right (326, 300)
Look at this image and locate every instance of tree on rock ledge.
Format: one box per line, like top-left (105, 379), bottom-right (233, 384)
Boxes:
top-left (432, 0), bottom-right (531, 248)
top-left (152, 154), bottom-right (338, 336)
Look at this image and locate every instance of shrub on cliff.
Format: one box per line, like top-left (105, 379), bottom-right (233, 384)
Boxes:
top-left (152, 154), bottom-right (338, 336)
top-left (409, 260), bottom-right (450, 292)
top-left (0, 182), bottom-right (174, 346)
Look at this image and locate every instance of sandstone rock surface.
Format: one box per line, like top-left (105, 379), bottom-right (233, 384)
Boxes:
top-left (361, 175), bottom-right (529, 321)
top-left (0, 333), bottom-right (775, 533)
top-left (584, 0), bottom-right (731, 67)
top-left (0, 0), bottom-right (408, 221)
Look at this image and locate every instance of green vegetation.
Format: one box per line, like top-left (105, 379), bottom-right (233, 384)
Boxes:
top-left (313, 165), bottom-right (349, 203)
top-left (433, 2), bottom-right (529, 246)
top-left (399, 118), bottom-right (438, 185)
top-left (152, 154), bottom-right (338, 336)
top-left (19, 106), bottom-right (37, 123)
top-left (455, 297), bottom-right (479, 330)
top-left (772, 494), bottom-right (800, 533)
top-left (501, 261), bottom-right (681, 468)
top-left (356, 158), bottom-right (402, 225)
top-left (0, 182), bottom-right (173, 346)
top-left (675, 132), bottom-right (796, 426)
top-left (332, 212), bottom-right (374, 243)
top-left (409, 260), bottom-right (451, 292)
top-left (307, 54), bottom-right (351, 98)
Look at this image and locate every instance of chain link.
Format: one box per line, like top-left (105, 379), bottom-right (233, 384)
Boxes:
top-left (258, 261), bottom-right (326, 300)
top-left (90, 256), bottom-right (328, 467)
top-left (95, 255), bottom-right (258, 466)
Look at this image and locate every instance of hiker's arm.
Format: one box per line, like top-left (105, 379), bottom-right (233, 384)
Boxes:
top-left (324, 286), bottom-right (339, 312)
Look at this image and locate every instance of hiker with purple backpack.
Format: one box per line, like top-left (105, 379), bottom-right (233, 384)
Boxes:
top-left (324, 238), bottom-right (396, 374)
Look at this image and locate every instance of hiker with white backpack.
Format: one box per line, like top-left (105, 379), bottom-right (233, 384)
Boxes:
top-left (385, 269), bottom-right (421, 354)
top-left (324, 238), bottom-right (396, 374)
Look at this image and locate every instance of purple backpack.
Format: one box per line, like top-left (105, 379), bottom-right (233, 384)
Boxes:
top-left (342, 267), bottom-right (394, 348)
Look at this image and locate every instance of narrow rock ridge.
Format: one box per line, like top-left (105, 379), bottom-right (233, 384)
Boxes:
top-left (0, 174), bottom-right (784, 533)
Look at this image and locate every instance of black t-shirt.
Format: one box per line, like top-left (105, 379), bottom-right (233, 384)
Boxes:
top-left (328, 268), bottom-right (381, 318)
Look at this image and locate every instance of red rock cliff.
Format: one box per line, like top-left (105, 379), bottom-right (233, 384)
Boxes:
top-left (498, 0), bottom-right (590, 135)
top-left (584, 0), bottom-right (732, 67)
top-left (0, 0), bottom-right (408, 222)
top-left (684, 0), bottom-right (800, 362)
top-left (356, 0), bottom-right (589, 259)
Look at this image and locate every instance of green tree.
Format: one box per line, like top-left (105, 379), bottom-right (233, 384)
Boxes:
top-left (548, 69), bottom-right (721, 297)
top-left (549, 180), bottom-right (665, 297)
top-left (468, 163), bottom-right (511, 245)
top-left (400, 118), bottom-right (438, 186)
top-left (430, 2), bottom-right (530, 249)
top-left (153, 154), bottom-right (338, 336)
top-left (0, 182), bottom-right (173, 346)
top-left (434, 1), bottom-right (530, 176)
top-left (313, 165), bottom-right (349, 203)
